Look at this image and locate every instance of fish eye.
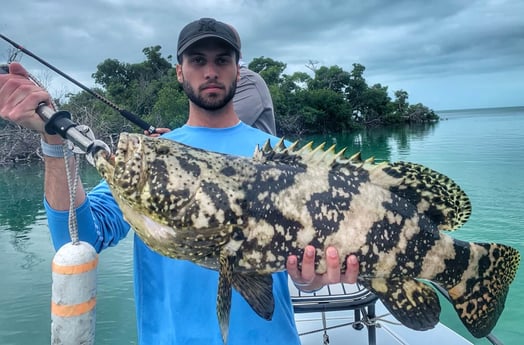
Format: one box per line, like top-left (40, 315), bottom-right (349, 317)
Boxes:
top-left (156, 145), bottom-right (170, 155)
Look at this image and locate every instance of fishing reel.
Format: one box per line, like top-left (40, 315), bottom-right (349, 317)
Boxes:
top-left (35, 101), bottom-right (110, 165)
top-left (1, 33), bottom-right (158, 164)
top-left (1, 63), bottom-right (110, 165)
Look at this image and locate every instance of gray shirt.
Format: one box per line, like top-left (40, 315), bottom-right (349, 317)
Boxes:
top-left (234, 65), bottom-right (276, 135)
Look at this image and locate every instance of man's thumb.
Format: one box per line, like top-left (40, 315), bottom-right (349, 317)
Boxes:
top-left (7, 62), bottom-right (29, 77)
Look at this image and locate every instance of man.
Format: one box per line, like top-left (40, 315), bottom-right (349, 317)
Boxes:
top-left (234, 59), bottom-right (276, 135)
top-left (149, 23), bottom-right (276, 137)
top-left (0, 18), bottom-right (358, 344)
top-left (229, 24), bottom-right (276, 135)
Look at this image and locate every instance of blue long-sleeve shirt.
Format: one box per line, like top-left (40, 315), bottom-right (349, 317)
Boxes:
top-left (45, 122), bottom-right (300, 344)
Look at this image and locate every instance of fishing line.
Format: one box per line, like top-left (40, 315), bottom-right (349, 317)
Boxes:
top-left (0, 33), bottom-right (156, 134)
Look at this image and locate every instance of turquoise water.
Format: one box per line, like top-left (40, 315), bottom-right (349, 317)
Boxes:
top-left (0, 106), bottom-right (523, 344)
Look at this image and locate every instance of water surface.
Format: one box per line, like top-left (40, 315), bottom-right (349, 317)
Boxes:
top-left (1, 106), bottom-right (522, 344)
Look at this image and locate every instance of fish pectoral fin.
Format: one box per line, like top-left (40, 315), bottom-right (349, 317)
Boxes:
top-left (366, 277), bottom-right (441, 331)
top-left (175, 226), bottom-right (235, 260)
top-left (232, 272), bottom-right (274, 320)
top-left (216, 254), bottom-right (275, 344)
top-left (217, 251), bottom-right (235, 344)
top-left (179, 226), bottom-right (231, 248)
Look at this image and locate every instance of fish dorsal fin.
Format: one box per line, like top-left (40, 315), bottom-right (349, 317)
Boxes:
top-left (254, 139), bottom-right (471, 231)
top-left (367, 161), bottom-right (471, 231)
top-left (253, 138), bottom-right (356, 168)
top-left (364, 277), bottom-right (441, 331)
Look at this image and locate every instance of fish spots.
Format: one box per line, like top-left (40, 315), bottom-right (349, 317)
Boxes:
top-left (391, 215), bottom-right (438, 277)
top-left (362, 194), bottom-right (410, 270)
top-left (146, 158), bottom-right (192, 219)
top-left (246, 219), bottom-right (275, 246)
top-left (176, 154), bottom-right (202, 177)
top-left (99, 134), bottom-right (520, 340)
top-left (305, 171), bottom-right (358, 238)
top-left (113, 150), bottom-right (143, 193)
top-left (220, 165), bottom-right (237, 177)
top-left (201, 181), bottom-right (232, 213)
top-left (478, 243), bottom-right (496, 274)
top-left (224, 226), bottom-right (246, 255)
top-left (242, 164), bottom-right (303, 249)
top-left (432, 238), bottom-right (470, 286)
top-left (382, 162), bottom-right (471, 231)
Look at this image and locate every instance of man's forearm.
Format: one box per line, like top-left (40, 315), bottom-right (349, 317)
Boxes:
top-left (42, 134), bottom-right (86, 210)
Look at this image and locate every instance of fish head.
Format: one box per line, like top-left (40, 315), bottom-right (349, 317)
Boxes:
top-left (92, 133), bottom-right (185, 257)
top-left (93, 132), bottom-right (205, 226)
top-left (94, 132), bottom-right (147, 199)
top-left (92, 133), bottom-right (238, 263)
top-left (93, 132), bottom-right (180, 223)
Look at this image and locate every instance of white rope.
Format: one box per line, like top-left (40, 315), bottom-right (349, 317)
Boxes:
top-left (63, 147), bottom-right (80, 244)
top-left (28, 70), bottom-right (80, 244)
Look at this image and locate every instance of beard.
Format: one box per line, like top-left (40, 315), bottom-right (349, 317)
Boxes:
top-left (182, 79), bottom-right (237, 111)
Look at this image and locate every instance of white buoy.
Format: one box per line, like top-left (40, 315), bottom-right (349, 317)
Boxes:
top-left (51, 241), bottom-right (98, 345)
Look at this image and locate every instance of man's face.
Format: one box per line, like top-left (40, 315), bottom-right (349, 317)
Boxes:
top-left (177, 38), bottom-right (239, 111)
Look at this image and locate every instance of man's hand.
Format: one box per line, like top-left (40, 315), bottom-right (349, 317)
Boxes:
top-left (0, 62), bottom-right (53, 134)
top-left (144, 127), bottom-right (171, 137)
top-left (287, 245), bottom-right (359, 292)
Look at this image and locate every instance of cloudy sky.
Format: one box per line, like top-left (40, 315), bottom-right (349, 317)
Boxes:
top-left (1, 0), bottom-right (522, 111)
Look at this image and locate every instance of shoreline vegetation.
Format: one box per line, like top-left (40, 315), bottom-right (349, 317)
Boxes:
top-left (3, 45), bottom-right (440, 164)
top-left (437, 105), bottom-right (524, 113)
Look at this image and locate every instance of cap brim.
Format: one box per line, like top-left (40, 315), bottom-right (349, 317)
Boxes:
top-left (178, 34), bottom-right (239, 57)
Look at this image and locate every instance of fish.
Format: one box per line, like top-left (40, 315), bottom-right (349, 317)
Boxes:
top-left (93, 132), bottom-right (520, 344)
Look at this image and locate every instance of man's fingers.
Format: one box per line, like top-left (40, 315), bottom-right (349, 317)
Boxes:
top-left (288, 246), bottom-right (360, 292)
top-left (286, 255), bottom-right (300, 279)
top-left (300, 245), bottom-right (316, 282)
top-left (342, 254), bottom-right (359, 284)
top-left (0, 76), bottom-right (51, 132)
top-left (6, 62), bottom-right (29, 77)
top-left (325, 247), bottom-right (341, 284)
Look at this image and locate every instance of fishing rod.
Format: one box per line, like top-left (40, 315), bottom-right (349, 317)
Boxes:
top-left (0, 33), bottom-right (157, 134)
top-left (1, 63), bottom-right (110, 165)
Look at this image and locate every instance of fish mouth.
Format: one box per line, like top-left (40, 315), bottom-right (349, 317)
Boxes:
top-left (116, 133), bottom-right (141, 161)
top-left (107, 132), bottom-right (146, 188)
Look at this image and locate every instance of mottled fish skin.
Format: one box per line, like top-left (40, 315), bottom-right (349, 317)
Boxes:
top-left (94, 133), bottom-right (520, 343)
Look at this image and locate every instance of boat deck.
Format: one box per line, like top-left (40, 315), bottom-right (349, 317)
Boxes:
top-left (290, 282), bottom-right (473, 345)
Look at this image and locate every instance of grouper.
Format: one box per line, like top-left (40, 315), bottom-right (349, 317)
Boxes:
top-left (92, 133), bottom-right (520, 343)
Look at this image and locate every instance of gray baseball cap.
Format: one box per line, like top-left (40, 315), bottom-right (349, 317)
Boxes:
top-left (177, 18), bottom-right (241, 60)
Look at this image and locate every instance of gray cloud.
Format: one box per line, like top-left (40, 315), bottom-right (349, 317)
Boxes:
top-left (1, 0), bottom-right (522, 109)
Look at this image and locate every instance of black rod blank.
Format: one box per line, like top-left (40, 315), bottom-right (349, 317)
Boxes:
top-left (0, 33), bottom-right (156, 133)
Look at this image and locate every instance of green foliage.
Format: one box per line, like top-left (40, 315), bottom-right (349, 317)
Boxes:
top-left (0, 46), bottom-right (440, 162)
top-left (59, 47), bottom-right (438, 140)
top-left (248, 57), bottom-right (286, 85)
top-left (307, 65), bottom-right (350, 93)
top-left (150, 71), bottom-right (188, 129)
top-left (298, 88), bottom-right (354, 133)
top-left (84, 46), bottom-right (176, 135)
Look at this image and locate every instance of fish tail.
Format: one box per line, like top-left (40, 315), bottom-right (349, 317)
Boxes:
top-left (446, 242), bottom-right (520, 338)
